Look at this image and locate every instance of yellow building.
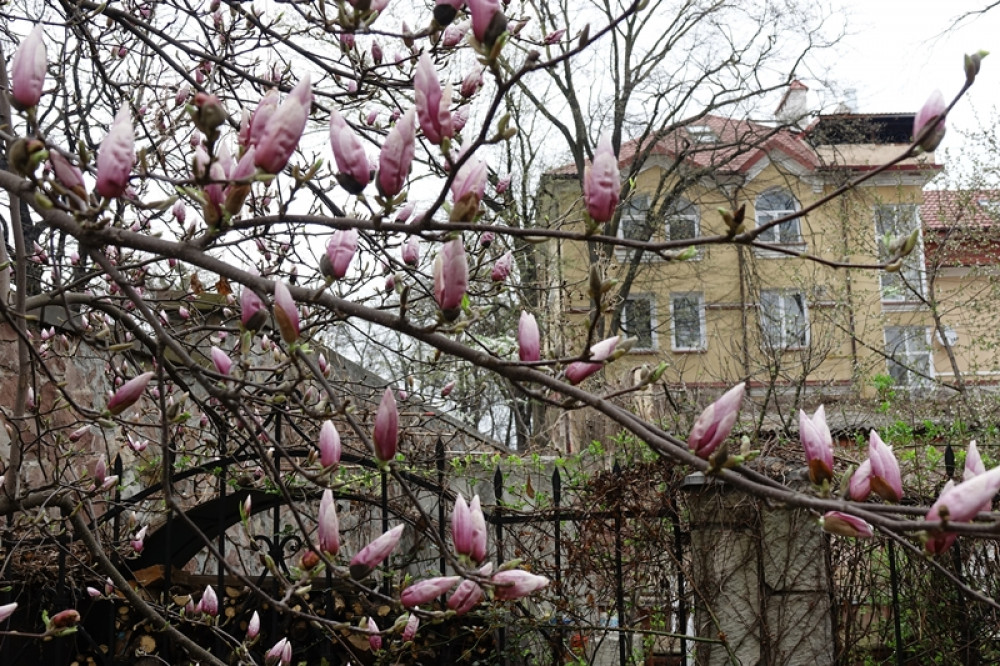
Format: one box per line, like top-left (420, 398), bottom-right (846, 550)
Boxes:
top-left (540, 85), bottom-right (969, 439)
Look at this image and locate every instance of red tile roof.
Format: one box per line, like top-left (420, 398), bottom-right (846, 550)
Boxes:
top-left (922, 190), bottom-right (1000, 228)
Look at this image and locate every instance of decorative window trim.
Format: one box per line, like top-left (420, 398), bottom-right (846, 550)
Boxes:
top-left (670, 292), bottom-right (706, 352)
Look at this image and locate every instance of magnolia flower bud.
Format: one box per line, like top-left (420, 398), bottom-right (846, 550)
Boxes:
top-left (320, 228), bottom-right (358, 280)
top-left (492, 569), bottom-right (550, 600)
top-left (350, 524), bottom-right (405, 579)
top-left (319, 420), bottom-right (342, 468)
top-left (468, 0), bottom-right (507, 48)
top-left (583, 133), bottom-right (620, 223)
top-left (565, 336), bottom-right (619, 385)
top-left (241, 287), bottom-right (268, 331)
top-left (373, 388), bottom-right (399, 464)
top-left (210, 346), bottom-right (232, 376)
top-left (491, 251), bottom-right (513, 282)
top-left (414, 53), bottom-right (454, 145)
top-left (318, 488), bottom-right (340, 556)
top-left (273, 281), bottom-right (300, 344)
top-left (10, 25), bottom-right (46, 110)
top-left (868, 430), bottom-right (903, 502)
top-left (800, 405), bottom-right (834, 484)
top-left (130, 525), bottom-right (148, 553)
top-left (255, 75), bottom-right (311, 174)
top-left (400, 576), bottom-right (461, 608)
top-left (441, 19), bottom-right (470, 48)
top-left (402, 612), bottom-right (419, 641)
top-left (926, 465), bottom-right (1000, 554)
top-left (264, 638), bottom-right (292, 666)
top-left (965, 440), bottom-right (985, 480)
top-left (0, 603), bottom-right (16, 623)
top-left (107, 371), bottom-right (154, 415)
top-left (913, 90), bottom-right (946, 152)
top-left (368, 617), bottom-right (382, 651)
top-left (401, 236), bottom-right (420, 266)
top-left (329, 108), bottom-right (371, 194)
top-left (96, 107), bottom-right (135, 199)
top-left (433, 239), bottom-right (469, 319)
top-left (247, 610), bottom-right (260, 640)
top-left (687, 382), bottom-right (745, 460)
top-left (518, 312), bottom-right (541, 362)
top-left (820, 511), bottom-right (873, 539)
top-left (450, 158), bottom-right (488, 222)
top-left (200, 584), bottom-right (219, 617)
top-left (377, 108), bottom-right (416, 197)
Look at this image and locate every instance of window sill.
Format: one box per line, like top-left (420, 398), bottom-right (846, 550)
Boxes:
top-left (753, 243), bottom-right (807, 258)
top-left (671, 347), bottom-right (706, 354)
top-left (881, 300), bottom-right (928, 312)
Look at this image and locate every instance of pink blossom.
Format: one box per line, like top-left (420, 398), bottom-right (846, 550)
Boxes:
top-left (0, 603), bottom-right (16, 623)
top-left (10, 25), bottom-right (46, 110)
top-left (868, 430), bottom-right (903, 502)
top-left (49, 152), bottom-right (85, 197)
top-left (273, 281), bottom-right (300, 344)
top-left (210, 346), bottom-right (232, 376)
top-left (565, 336), bottom-right (620, 385)
top-left (441, 380), bottom-right (456, 397)
top-left (491, 251), bottom-right (513, 282)
top-left (373, 388), bottom-right (399, 464)
top-left (414, 53), bottom-right (454, 145)
top-left (926, 466), bottom-right (1000, 554)
top-left (849, 459), bottom-right (873, 501)
top-left (200, 585), bottom-right (218, 616)
top-left (264, 638), bottom-right (292, 666)
top-left (583, 133), bottom-right (620, 223)
top-left (247, 610), bottom-right (260, 640)
top-left (686, 383), bottom-right (745, 459)
top-left (131, 525), bottom-right (148, 553)
top-left (241, 287), bottom-right (268, 331)
top-left (965, 440), bottom-right (985, 480)
top-left (518, 311), bottom-right (540, 362)
top-left (401, 236), bottom-right (420, 266)
top-left (107, 371), bottom-right (154, 415)
top-left (450, 158), bottom-right (488, 221)
top-left (96, 107), bottom-right (135, 199)
top-left (820, 511), bottom-right (873, 539)
top-left (460, 66), bottom-right (484, 99)
top-left (368, 617), bottom-right (382, 651)
top-left (400, 576), bottom-right (461, 608)
top-left (255, 75), bottom-right (311, 174)
top-left (329, 107), bottom-right (371, 193)
top-left (377, 108), bottom-right (416, 197)
top-left (468, 0), bottom-right (506, 47)
top-left (800, 405), bottom-right (834, 484)
top-left (321, 228), bottom-right (358, 280)
top-left (492, 569), bottom-right (550, 600)
top-left (441, 20), bottom-right (470, 48)
top-left (402, 612), bottom-right (419, 641)
top-left (433, 239), bottom-right (469, 318)
top-left (319, 420), bottom-right (341, 468)
top-left (913, 89), bottom-right (946, 152)
top-left (318, 489), bottom-right (340, 555)
top-left (350, 524), bottom-right (404, 579)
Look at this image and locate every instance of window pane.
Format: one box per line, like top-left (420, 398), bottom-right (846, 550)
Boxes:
top-left (759, 291), bottom-right (782, 347)
top-left (756, 190), bottom-right (800, 244)
top-left (667, 199), bottom-right (699, 241)
top-left (673, 296), bottom-right (702, 349)
top-left (787, 293), bottom-right (808, 346)
top-left (623, 298), bottom-right (654, 349)
top-left (884, 326), bottom-right (931, 387)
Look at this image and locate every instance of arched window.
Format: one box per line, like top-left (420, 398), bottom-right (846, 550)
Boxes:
top-left (755, 189), bottom-right (801, 244)
top-left (666, 198), bottom-right (699, 242)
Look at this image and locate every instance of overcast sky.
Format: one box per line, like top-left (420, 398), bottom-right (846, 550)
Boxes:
top-left (829, 0), bottom-right (998, 170)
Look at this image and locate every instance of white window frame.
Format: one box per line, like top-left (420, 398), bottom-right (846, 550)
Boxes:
top-left (755, 188), bottom-right (803, 248)
top-left (759, 289), bottom-right (810, 350)
top-left (687, 125), bottom-right (718, 143)
top-left (874, 204), bottom-right (925, 302)
top-left (618, 194), bottom-right (652, 242)
top-left (884, 326), bottom-right (933, 388)
top-left (666, 197), bottom-right (700, 245)
top-left (621, 293), bottom-right (657, 351)
top-left (670, 292), bottom-right (706, 352)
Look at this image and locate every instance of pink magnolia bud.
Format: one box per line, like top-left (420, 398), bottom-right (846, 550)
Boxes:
top-left (468, 0), bottom-right (507, 48)
top-left (402, 612), bottom-right (419, 641)
top-left (450, 157), bottom-right (488, 222)
top-left (49, 609), bottom-right (81, 628)
top-left (26, 386), bottom-right (36, 411)
top-left (965, 440), bottom-right (985, 480)
top-left (441, 380), bottom-right (456, 397)
top-left (686, 382), bottom-right (745, 459)
top-left (69, 425), bottom-right (90, 442)
top-left (926, 465), bottom-right (1000, 554)
top-left (496, 173), bottom-right (511, 194)
top-left (373, 388), bottom-right (399, 464)
top-left (415, 53), bottom-right (454, 145)
top-left (820, 511), bottom-right (873, 539)
top-left (368, 617), bottom-right (382, 651)
top-left (492, 569), bottom-right (550, 600)
top-left (172, 200), bottom-right (187, 224)
top-left (329, 108), bottom-right (371, 193)
top-left (433, 239), bottom-right (468, 319)
top-left (350, 524), bottom-right (405, 579)
top-left (913, 89), bottom-right (946, 152)
top-left (441, 20), bottom-right (470, 48)
top-left (400, 576), bottom-right (461, 608)
top-left (201, 585), bottom-right (219, 617)
top-left (131, 525), bottom-right (148, 553)
top-left (518, 311), bottom-right (541, 362)
top-left (96, 107), bottom-right (135, 199)
top-left (10, 25), bottom-right (46, 110)
top-left (800, 405), bottom-right (834, 484)
top-left (583, 133), bottom-right (620, 223)
top-left (241, 287), bottom-right (268, 331)
top-left (371, 41), bottom-right (383, 65)
top-left (127, 434), bottom-right (147, 452)
top-left (87, 587), bottom-right (101, 598)
top-left (434, 0), bottom-right (464, 26)
top-left (849, 459), bottom-right (872, 501)
top-left (175, 85), bottom-right (191, 107)
top-left (340, 33), bottom-right (355, 50)
top-left (255, 75), bottom-right (311, 174)
top-left (273, 281), bottom-right (300, 344)
top-left (247, 610), bottom-right (260, 640)
top-left (565, 336), bottom-right (620, 385)
top-left (452, 494), bottom-right (473, 557)
top-left (321, 228), bottom-right (358, 280)
top-left (210, 346), bottom-right (232, 376)
top-left (107, 371), bottom-right (154, 415)
top-left (319, 420), bottom-right (342, 468)
top-left (460, 66), bottom-right (483, 99)
top-left (0, 603), bottom-right (16, 623)
top-left (491, 251), bottom-right (513, 282)
top-left (544, 29), bottom-right (565, 44)
top-left (401, 236), bottom-right (420, 266)
top-left (479, 231), bottom-right (495, 247)
top-left (366, 109), bottom-right (378, 125)
top-left (868, 430), bottom-right (903, 502)
top-left (448, 571), bottom-right (486, 615)
top-left (265, 638), bottom-right (292, 666)
top-left (318, 488), bottom-right (340, 556)
top-left (49, 152), bottom-right (86, 197)
top-left (469, 495), bottom-right (487, 562)
top-left (396, 202), bottom-right (415, 222)
top-left (377, 108), bottom-right (416, 197)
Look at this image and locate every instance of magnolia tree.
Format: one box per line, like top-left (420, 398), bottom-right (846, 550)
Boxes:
top-left (0, 0), bottom-right (996, 662)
